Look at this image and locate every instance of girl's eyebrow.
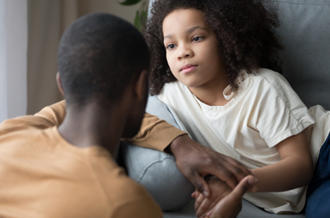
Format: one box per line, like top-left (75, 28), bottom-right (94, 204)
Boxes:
top-left (186, 26), bottom-right (208, 34)
top-left (164, 26), bottom-right (208, 40)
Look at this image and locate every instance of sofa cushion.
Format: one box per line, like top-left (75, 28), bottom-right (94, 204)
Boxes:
top-left (121, 95), bottom-right (194, 211)
top-left (164, 199), bottom-right (306, 218)
top-left (274, 0), bottom-right (330, 109)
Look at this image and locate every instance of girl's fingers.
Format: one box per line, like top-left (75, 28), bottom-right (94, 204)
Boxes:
top-left (194, 191), bottom-right (205, 212)
top-left (231, 176), bottom-right (257, 199)
top-left (209, 176), bottom-right (257, 217)
top-left (191, 189), bottom-right (200, 198)
top-left (196, 198), bottom-right (212, 217)
top-left (205, 208), bottom-right (214, 217)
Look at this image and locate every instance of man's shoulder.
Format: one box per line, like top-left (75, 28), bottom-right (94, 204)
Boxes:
top-left (0, 127), bottom-right (59, 162)
top-left (0, 124), bottom-right (50, 144)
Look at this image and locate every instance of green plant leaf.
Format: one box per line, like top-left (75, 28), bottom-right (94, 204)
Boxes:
top-left (134, 11), bottom-right (142, 31)
top-left (140, 10), bottom-right (148, 23)
top-left (118, 0), bottom-right (142, 6)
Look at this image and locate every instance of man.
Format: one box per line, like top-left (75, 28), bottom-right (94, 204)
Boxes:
top-left (0, 13), bottom-right (162, 217)
top-left (0, 13), bottom-right (256, 218)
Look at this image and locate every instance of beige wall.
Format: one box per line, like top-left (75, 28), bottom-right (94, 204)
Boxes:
top-left (27, 0), bottom-right (143, 114)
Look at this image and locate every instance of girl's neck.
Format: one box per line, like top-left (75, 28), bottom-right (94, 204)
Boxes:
top-left (188, 73), bottom-right (230, 107)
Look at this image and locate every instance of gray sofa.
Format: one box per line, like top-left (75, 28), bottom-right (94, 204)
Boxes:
top-left (121, 0), bottom-right (330, 217)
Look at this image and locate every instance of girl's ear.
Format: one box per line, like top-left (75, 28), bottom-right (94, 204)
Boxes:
top-left (134, 69), bottom-right (148, 100)
top-left (56, 72), bottom-right (65, 96)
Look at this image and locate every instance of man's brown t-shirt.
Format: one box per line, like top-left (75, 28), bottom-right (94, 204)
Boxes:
top-left (0, 124), bottom-right (162, 218)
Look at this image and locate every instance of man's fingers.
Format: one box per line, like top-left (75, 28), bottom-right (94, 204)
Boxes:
top-left (223, 158), bottom-right (252, 184)
top-left (226, 157), bottom-right (252, 176)
top-left (208, 156), bottom-right (254, 190)
top-left (209, 167), bottom-right (238, 190)
top-left (189, 173), bottom-right (210, 197)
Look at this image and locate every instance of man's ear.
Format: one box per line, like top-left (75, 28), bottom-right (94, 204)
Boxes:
top-left (56, 72), bottom-right (65, 96)
top-left (134, 70), bottom-right (148, 100)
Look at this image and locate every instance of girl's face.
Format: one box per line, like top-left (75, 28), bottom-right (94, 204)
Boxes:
top-left (163, 9), bottom-right (227, 88)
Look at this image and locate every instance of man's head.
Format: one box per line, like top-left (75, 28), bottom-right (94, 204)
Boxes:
top-left (57, 13), bottom-right (150, 137)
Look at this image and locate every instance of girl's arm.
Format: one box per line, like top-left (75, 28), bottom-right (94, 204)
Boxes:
top-left (251, 130), bottom-right (313, 192)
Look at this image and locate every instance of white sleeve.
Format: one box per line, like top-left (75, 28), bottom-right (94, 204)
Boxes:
top-left (255, 69), bottom-right (315, 147)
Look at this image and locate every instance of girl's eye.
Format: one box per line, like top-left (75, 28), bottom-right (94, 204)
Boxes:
top-left (192, 36), bottom-right (203, 42)
top-left (166, 44), bottom-right (176, 50)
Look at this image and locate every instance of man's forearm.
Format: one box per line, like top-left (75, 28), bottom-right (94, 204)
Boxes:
top-left (124, 113), bottom-right (187, 151)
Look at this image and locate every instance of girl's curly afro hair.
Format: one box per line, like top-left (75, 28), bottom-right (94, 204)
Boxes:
top-left (144, 0), bottom-right (284, 95)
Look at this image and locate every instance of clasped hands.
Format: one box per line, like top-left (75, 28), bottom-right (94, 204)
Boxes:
top-left (192, 175), bottom-right (258, 218)
top-left (168, 134), bottom-right (258, 218)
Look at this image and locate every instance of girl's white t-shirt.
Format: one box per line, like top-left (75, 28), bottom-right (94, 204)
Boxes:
top-left (157, 68), bottom-right (321, 213)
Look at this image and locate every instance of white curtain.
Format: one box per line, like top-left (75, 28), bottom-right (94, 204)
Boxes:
top-left (0, 0), bottom-right (28, 123)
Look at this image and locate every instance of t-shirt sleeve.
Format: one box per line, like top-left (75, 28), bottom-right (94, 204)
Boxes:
top-left (111, 199), bottom-right (163, 218)
top-left (34, 100), bottom-right (66, 126)
top-left (255, 70), bottom-right (315, 147)
top-left (0, 100), bottom-right (66, 134)
top-left (124, 113), bottom-right (187, 151)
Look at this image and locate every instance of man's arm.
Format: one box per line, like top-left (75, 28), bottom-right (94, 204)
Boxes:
top-left (0, 100), bottom-right (66, 134)
top-left (7, 100), bottom-right (252, 197)
top-left (124, 112), bottom-right (187, 151)
top-left (168, 135), bottom-right (252, 197)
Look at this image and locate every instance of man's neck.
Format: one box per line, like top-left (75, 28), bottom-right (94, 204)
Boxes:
top-left (57, 103), bottom-right (127, 158)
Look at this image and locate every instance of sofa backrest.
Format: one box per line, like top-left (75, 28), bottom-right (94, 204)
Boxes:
top-left (274, 0), bottom-right (330, 109)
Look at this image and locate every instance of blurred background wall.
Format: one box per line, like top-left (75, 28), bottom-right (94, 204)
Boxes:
top-left (0, 0), bottom-right (28, 122)
top-left (27, 0), bottom-right (143, 114)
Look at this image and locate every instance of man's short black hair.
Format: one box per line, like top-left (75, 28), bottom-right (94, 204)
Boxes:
top-left (58, 13), bottom-right (150, 107)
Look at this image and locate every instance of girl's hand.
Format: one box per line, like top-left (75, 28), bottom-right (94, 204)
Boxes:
top-left (206, 176), bottom-right (257, 218)
top-left (193, 177), bottom-right (232, 218)
top-left (193, 176), bottom-right (257, 218)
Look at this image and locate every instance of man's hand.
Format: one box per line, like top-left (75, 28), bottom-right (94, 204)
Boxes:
top-left (205, 176), bottom-right (257, 218)
top-left (168, 134), bottom-right (253, 197)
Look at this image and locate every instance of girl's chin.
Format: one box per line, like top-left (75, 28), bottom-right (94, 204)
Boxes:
top-left (174, 75), bottom-right (203, 88)
top-left (180, 80), bottom-right (202, 89)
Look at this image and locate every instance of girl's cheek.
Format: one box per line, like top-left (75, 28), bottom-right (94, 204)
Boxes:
top-left (167, 57), bottom-right (174, 70)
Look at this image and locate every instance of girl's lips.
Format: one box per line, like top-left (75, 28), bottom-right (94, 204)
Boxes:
top-left (180, 65), bottom-right (197, 74)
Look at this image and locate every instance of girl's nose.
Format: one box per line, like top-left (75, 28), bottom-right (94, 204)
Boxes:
top-left (177, 46), bottom-right (194, 60)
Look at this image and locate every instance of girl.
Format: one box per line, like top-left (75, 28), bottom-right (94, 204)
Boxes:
top-left (144, 0), bottom-right (330, 217)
